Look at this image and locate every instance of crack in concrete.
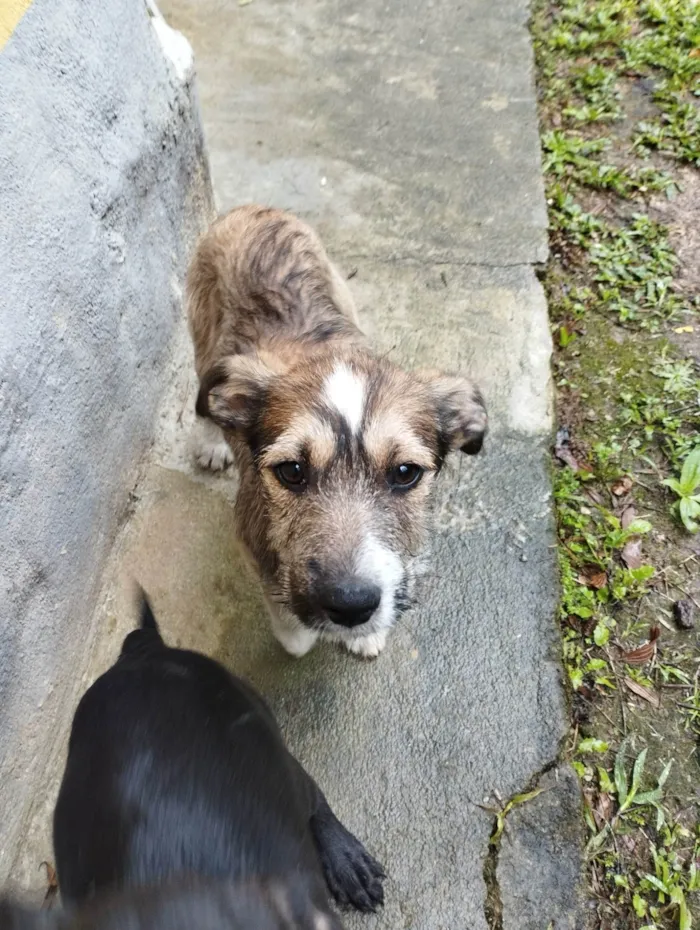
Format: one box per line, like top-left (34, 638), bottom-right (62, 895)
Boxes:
top-left (483, 834), bottom-right (504, 930)
top-left (341, 252), bottom-right (545, 271)
top-left (481, 759), bottom-right (559, 930)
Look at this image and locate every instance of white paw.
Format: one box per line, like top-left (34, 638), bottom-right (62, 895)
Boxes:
top-left (196, 440), bottom-right (233, 471)
top-left (266, 598), bottom-right (319, 658)
top-left (273, 623), bottom-right (319, 658)
top-left (345, 630), bottom-right (388, 659)
top-left (192, 418), bottom-right (233, 471)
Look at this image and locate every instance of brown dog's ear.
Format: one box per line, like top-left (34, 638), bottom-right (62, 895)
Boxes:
top-left (419, 371), bottom-right (488, 455)
top-left (196, 354), bottom-right (275, 434)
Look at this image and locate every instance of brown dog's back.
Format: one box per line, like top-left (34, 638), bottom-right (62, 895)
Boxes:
top-left (187, 205), bottom-right (362, 378)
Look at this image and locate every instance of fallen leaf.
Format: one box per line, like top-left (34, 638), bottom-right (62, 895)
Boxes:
top-left (584, 486), bottom-right (605, 506)
top-left (672, 599), bottom-right (695, 630)
top-left (673, 325), bottom-right (694, 333)
top-left (621, 538), bottom-right (644, 570)
top-left (577, 568), bottom-right (608, 589)
top-left (591, 864), bottom-right (605, 896)
top-left (611, 476), bottom-right (633, 496)
top-left (566, 614), bottom-right (596, 637)
top-left (594, 791), bottom-right (614, 827)
top-left (40, 862), bottom-right (58, 910)
top-left (624, 677), bottom-right (661, 709)
top-left (690, 48), bottom-right (700, 59)
top-left (621, 642), bottom-right (655, 665)
top-left (554, 427), bottom-right (591, 472)
top-left (239, 0), bottom-right (254, 5)
top-left (620, 506), bottom-right (637, 530)
top-left (557, 447), bottom-right (580, 469)
top-left (619, 626), bottom-right (660, 665)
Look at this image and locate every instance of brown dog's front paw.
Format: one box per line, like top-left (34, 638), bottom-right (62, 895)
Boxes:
top-left (344, 630), bottom-right (388, 659)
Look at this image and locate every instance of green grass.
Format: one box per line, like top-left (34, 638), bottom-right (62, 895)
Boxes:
top-left (548, 193), bottom-right (692, 329)
top-left (532, 0), bottom-right (700, 927)
top-left (543, 131), bottom-right (677, 197)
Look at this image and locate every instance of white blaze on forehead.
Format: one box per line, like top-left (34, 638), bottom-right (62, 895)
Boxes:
top-left (323, 363), bottom-right (365, 434)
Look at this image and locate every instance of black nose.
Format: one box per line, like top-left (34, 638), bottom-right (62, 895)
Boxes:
top-left (316, 578), bottom-right (381, 628)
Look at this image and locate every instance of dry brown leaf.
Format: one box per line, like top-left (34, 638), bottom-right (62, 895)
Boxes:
top-left (591, 866), bottom-right (605, 896)
top-left (584, 486), bottom-right (605, 506)
top-left (619, 626), bottom-right (660, 666)
top-left (40, 861), bottom-right (58, 910)
top-left (690, 47), bottom-right (700, 59)
top-left (566, 614), bottom-right (596, 637)
top-left (624, 676), bottom-right (661, 709)
top-left (620, 641), bottom-right (655, 665)
top-left (556, 446), bottom-right (581, 470)
top-left (577, 570), bottom-right (607, 589)
top-left (594, 791), bottom-right (614, 827)
top-left (611, 475), bottom-right (633, 496)
top-left (577, 565), bottom-right (608, 589)
top-left (620, 506), bottom-right (637, 530)
top-left (554, 427), bottom-right (592, 472)
top-left (621, 538), bottom-right (644, 570)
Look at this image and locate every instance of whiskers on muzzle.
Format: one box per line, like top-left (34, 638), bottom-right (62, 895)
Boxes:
top-left (268, 543), bottom-right (420, 643)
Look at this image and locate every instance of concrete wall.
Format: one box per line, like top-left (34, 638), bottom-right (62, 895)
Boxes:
top-left (0, 0), bottom-right (213, 891)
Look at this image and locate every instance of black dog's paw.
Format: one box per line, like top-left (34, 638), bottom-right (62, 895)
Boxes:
top-left (311, 804), bottom-right (386, 912)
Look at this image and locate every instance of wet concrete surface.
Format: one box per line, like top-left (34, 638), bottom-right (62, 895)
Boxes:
top-left (17, 0), bottom-right (584, 925)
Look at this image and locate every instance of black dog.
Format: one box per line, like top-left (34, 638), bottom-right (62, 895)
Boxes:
top-left (50, 594), bottom-right (384, 923)
top-left (0, 876), bottom-right (344, 930)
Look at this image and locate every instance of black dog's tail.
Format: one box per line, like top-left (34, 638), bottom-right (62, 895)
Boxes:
top-left (120, 586), bottom-right (165, 657)
top-left (139, 592), bottom-right (159, 633)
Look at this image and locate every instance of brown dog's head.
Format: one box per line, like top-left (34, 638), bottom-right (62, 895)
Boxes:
top-left (197, 349), bottom-right (487, 638)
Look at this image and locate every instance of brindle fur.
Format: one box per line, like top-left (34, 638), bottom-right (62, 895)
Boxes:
top-left (188, 205), bottom-right (487, 658)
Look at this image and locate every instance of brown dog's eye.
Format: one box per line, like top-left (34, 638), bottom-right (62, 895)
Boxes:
top-left (387, 463), bottom-right (423, 491)
top-left (274, 461), bottom-right (308, 491)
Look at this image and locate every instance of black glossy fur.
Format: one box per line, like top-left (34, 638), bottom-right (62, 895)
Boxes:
top-left (51, 595), bottom-right (384, 922)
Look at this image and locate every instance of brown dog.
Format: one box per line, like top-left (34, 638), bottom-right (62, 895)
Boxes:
top-left (189, 205), bottom-right (487, 658)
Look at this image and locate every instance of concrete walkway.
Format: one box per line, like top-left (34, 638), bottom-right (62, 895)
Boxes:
top-left (90, 0), bottom-right (582, 927)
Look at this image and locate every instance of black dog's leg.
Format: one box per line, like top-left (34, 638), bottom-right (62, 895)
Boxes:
top-left (307, 783), bottom-right (386, 913)
top-left (284, 748), bottom-right (385, 911)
